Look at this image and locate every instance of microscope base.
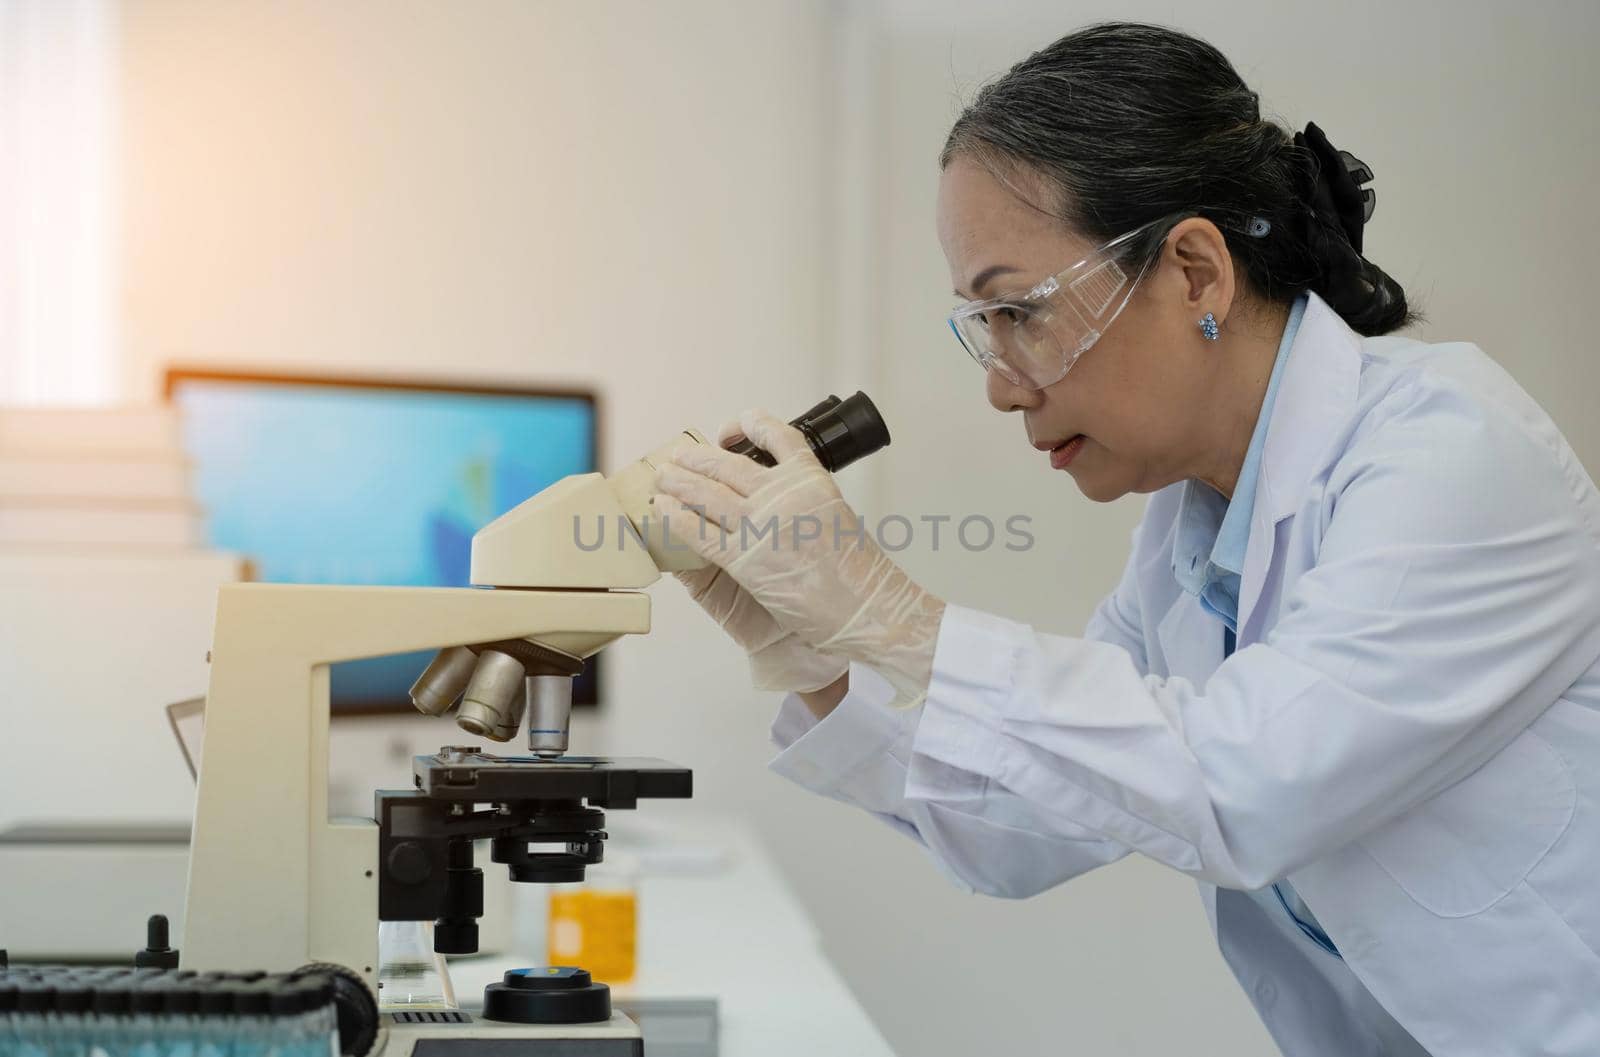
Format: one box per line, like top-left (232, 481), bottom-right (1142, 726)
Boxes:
top-left (380, 1010), bottom-right (640, 1055)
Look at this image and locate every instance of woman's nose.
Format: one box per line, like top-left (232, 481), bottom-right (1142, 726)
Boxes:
top-left (986, 368), bottom-right (1040, 413)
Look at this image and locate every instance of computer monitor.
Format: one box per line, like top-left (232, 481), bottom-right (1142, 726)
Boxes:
top-left (165, 367), bottom-right (602, 713)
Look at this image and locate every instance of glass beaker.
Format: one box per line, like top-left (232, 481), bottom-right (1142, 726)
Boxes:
top-left (377, 921), bottom-right (458, 1010)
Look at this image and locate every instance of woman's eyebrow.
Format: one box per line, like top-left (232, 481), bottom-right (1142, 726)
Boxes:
top-left (957, 264), bottom-right (1020, 300)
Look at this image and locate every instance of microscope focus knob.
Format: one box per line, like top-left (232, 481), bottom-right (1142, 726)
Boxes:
top-left (386, 841), bottom-right (432, 886)
top-left (433, 919), bottom-right (479, 954)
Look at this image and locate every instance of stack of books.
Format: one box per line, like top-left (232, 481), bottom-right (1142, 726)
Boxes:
top-left (0, 406), bottom-right (203, 546)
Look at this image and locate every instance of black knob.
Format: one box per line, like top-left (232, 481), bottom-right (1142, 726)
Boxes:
top-left (432, 918), bottom-right (479, 955)
top-left (386, 841), bottom-right (432, 886)
top-left (135, 914), bottom-right (180, 969)
top-left (482, 967), bottom-right (612, 1025)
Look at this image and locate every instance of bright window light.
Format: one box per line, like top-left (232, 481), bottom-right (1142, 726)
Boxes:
top-left (0, 0), bottom-right (119, 405)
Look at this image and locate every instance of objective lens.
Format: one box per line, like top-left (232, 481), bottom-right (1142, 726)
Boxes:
top-left (457, 650), bottom-right (526, 739)
top-left (488, 682), bottom-right (528, 743)
top-left (409, 646), bottom-right (479, 716)
top-left (525, 675), bottom-right (574, 759)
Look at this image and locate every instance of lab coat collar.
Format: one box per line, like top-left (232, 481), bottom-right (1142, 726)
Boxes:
top-left (1236, 292), bottom-right (1363, 637)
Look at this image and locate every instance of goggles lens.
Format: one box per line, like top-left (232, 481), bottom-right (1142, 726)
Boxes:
top-left (948, 214), bottom-right (1187, 390)
top-left (948, 301), bottom-right (1071, 389)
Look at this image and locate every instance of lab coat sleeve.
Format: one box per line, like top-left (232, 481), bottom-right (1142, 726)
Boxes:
top-left (909, 381), bottom-right (1600, 890)
top-left (1081, 518), bottom-right (1151, 670)
top-left (769, 662), bottom-right (1129, 898)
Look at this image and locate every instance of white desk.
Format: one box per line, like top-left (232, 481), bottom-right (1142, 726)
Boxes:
top-left (449, 809), bottom-right (895, 1057)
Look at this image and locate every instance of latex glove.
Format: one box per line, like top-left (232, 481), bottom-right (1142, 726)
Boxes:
top-left (651, 409), bottom-right (945, 708)
top-left (673, 562), bottom-right (850, 693)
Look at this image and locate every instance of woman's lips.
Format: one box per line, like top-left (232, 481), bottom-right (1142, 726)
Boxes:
top-left (1049, 434), bottom-right (1086, 470)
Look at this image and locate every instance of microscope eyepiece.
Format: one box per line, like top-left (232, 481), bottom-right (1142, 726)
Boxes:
top-left (725, 391), bottom-right (890, 472)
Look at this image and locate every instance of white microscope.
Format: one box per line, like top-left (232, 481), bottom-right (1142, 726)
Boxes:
top-left (179, 393), bottom-right (889, 1056)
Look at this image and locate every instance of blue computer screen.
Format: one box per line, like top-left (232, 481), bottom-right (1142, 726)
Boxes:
top-left (169, 373), bottom-right (599, 711)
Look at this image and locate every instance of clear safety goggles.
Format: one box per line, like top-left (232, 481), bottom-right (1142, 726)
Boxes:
top-left (947, 212), bottom-right (1194, 390)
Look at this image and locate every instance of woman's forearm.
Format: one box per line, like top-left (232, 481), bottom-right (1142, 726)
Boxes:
top-left (798, 669), bottom-right (850, 720)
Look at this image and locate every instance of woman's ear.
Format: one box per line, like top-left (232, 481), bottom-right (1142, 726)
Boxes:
top-left (1167, 217), bottom-right (1236, 324)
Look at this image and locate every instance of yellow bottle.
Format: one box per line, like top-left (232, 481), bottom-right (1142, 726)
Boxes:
top-left (547, 856), bottom-right (638, 985)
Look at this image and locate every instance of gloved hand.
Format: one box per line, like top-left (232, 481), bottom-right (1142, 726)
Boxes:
top-left (673, 562), bottom-right (850, 693)
top-left (651, 409), bottom-right (945, 708)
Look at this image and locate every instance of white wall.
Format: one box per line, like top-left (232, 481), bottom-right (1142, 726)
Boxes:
top-left (89, 2), bottom-right (1600, 1056)
top-left (116, 0), bottom-right (835, 817)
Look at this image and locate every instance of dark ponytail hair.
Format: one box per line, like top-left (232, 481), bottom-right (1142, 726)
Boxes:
top-left (941, 22), bottom-right (1417, 336)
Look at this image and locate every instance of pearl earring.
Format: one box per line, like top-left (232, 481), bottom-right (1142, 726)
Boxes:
top-left (1199, 312), bottom-right (1220, 341)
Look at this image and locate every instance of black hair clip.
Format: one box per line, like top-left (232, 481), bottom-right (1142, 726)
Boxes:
top-left (1294, 121), bottom-right (1377, 253)
top-left (1291, 121), bottom-right (1401, 332)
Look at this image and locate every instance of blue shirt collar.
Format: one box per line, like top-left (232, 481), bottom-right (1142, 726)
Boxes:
top-left (1172, 293), bottom-right (1308, 625)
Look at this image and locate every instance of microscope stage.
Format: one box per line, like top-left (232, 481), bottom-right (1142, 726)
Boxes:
top-left (412, 750), bottom-right (692, 809)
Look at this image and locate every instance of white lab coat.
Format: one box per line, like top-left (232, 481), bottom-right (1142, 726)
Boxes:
top-left (769, 291), bottom-right (1600, 1056)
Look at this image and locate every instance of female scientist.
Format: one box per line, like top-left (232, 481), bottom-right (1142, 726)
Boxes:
top-left (650, 22), bottom-right (1600, 1057)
